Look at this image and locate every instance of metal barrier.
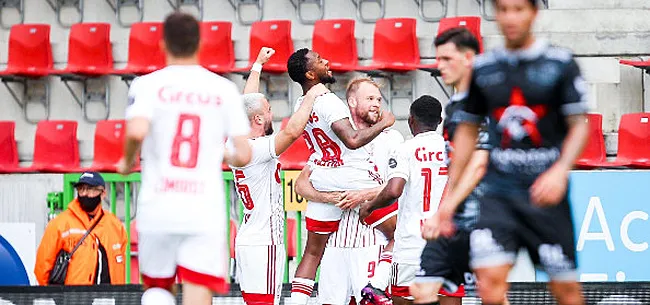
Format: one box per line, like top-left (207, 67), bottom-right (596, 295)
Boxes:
top-left (60, 171), bottom-right (305, 284)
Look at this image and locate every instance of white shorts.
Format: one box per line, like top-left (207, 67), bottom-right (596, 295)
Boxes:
top-left (138, 231), bottom-right (228, 294)
top-left (390, 262), bottom-right (418, 299)
top-left (307, 165), bottom-right (382, 233)
top-left (236, 244), bottom-right (286, 305)
top-left (318, 245), bottom-right (383, 305)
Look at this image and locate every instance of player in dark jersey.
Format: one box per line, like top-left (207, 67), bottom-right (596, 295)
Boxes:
top-left (442, 1), bottom-right (590, 305)
top-left (415, 28), bottom-right (494, 305)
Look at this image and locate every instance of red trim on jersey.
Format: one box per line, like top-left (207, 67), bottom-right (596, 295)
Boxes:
top-left (305, 217), bottom-right (339, 233)
top-left (242, 292), bottom-right (274, 305)
top-left (177, 266), bottom-right (229, 294)
top-left (141, 274), bottom-right (175, 289)
top-left (363, 201), bottom-right (398, 226)
top-left (439, 285), bottom-right (466, 298)
top-left (391, 285), bottom-right (411, 297)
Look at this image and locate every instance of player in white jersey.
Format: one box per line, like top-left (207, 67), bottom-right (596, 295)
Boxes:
top-left (229, 47), bottom-right (329, 305)
top-left (286, 49), bottom-right (395, 305)
top-left (361, 96), bottom-right (447, 305)
top-left (117, 12), bottom-right (252, 305)
top-left (294, 78), bottom-right (404, 305)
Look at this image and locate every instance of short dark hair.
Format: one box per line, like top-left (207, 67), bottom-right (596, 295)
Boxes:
top-left (410, 95), bottom-right (442, 128)
top-left (493, 0), bottom-right (538, 8)
top-left (163, 12), bottom-right (200, 58)
top-left (287, 48), bottom-right (310, 85)
top-left (434, 27), bottom-right (480, 54)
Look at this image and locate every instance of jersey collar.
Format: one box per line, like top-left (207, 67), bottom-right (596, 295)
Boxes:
top-left (415, 130), bottom-right (439, 138)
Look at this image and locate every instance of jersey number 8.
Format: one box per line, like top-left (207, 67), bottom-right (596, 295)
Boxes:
top-left (170, 114), bottom-right (201, 168)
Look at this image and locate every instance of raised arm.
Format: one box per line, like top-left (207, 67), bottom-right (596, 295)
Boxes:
top-left (331, 111), bottom-right (395, 150)
top-left (243, 47), bottom-right (275, 94)
top-left (274, 84), bottom-right (329, 156)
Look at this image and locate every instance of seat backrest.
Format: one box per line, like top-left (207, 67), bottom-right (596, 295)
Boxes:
top-left (617, 112), bottom-right (650, 160)
top-left (372, 18), bottom-right (420, 66)
top-left (33, 120), bottom-right (79, 167)
top-left (6, 24), bottom-right (52, 72)
top-left (0, 121), bottom-right (18, 167)
top-left (578, 113), bottom-right (606, 162)
top-left (199, 21), bottom-right (234, 71)
top-left (66, 23), bottom-right (113, 71)
top-left (93, 120), bottom-right (126, 165)
top-left (312, 19), bottom-right (357, 69)
top-left (247, 20), bottom-right (293, 69)
top-left (125, 22), bottom-right (165, 71)
top-left (437, 16), bottom-right (483, 53)
top-left (278, 118), bottom-right (312, 170)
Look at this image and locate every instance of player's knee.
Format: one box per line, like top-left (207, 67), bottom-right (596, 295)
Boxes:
top-left (550, 282), bottom-right (584, 305)
top-left (475, 275), bottom-right (508, 304)
top-left (409, 282), bottom-right (438, 301)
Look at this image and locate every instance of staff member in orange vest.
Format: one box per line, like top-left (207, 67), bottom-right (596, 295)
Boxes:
top-left (35, 172), bottom-right (128, 285)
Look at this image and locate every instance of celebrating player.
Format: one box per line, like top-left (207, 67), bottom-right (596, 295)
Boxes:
top-left (444, 0), bottom-right (590, 304)
top-left (361, 96), bottom-right (447, 305)
top-left (414, 27), bottom-right (486, 305)
top-left (230, 46), bottom-right (329, 305)
top-left (117, 12), bottom-right (252, 305)
top-left (286, 49), bottom-right (395, 305)
top-left (294, 77), bottom-right (404, 305)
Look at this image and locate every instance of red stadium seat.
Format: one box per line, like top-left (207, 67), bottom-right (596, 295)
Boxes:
top-left (88, 120), bottom-right (139, 172)
top-left (575, 114), bottom-right (615, 168)
top-left (230, 219), bottom-right (237, 259)
top-left (112, 22), bottom-right (165, 77)
top-left (437, 16), bottom-right (483, 53)
top-left (199, 21), bottom-right (235, 74)
top-left (615, 113), bottom-right (650, 168)
top-left (0, 24), bottom-right (52, 77)
top-left (620, 59), bottom-right (650, 70)
top-left (312, 19), bottom-right (359, 73)
top-left (233, 20), bottom-right (293, 74)
top-left (51, 23), bottom-right (113, 76)
top-left (0, 121), bottom-right (32, 173)
top-left (30, 120), bottom-right (81, 172)
top-left (278, 118), bottom-right (312, 170)
top-left (286, 218), bottom-right (297, 258)
top-left (358, 18), bottom-right (437, 72)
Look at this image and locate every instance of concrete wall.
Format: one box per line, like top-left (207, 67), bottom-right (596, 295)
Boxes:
top-left (0, 0), bottom-right (648, 164)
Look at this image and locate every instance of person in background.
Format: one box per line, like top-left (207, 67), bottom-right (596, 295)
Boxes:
top-left (35, 172), bottom-right (127, 285)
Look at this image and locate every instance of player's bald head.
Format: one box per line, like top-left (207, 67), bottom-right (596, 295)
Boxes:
top-left (242, 93), bottom-right (266, 119)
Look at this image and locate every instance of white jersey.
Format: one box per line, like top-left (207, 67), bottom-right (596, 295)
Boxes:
top-left (294, 93), bottom-right (372, 170)
top-left (327, 129), bottom-right (405, 248)
top-left (126, 65), bottom-right (250, 234)
top-left (390, 131), bottom-right (448, 265)
top-left (231, 135), bottom-right (284, 246)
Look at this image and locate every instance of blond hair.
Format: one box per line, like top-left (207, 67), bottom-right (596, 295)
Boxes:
top-left (346, 77), bottom-right (381, 101)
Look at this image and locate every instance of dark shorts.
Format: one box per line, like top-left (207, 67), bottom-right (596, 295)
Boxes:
top-left (417, 230), bottom-right (475, 296)
top-left (469, 187), bottom-right (577, 281)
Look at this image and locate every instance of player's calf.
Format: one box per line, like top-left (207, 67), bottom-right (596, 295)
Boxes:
top-left (549, 281), bottom-right (584, 305)
top-left (410, 282), bottom-right (440, 305)
top-left (291, 231), bottom-right (331, 305)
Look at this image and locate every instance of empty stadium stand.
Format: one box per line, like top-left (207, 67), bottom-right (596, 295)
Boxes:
top-left (112, 22), bottom-right (165, 86)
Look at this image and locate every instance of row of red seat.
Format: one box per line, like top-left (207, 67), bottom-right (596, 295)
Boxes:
top-left (0, 119), bottom-right (309, 173)
top-left (0, 17), bottom-right (482, 79)
top-left (0, 112), bottom-right (648, 174)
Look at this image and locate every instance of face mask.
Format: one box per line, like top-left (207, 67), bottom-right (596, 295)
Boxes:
top-left (78, 195), bottom-right (102, 212)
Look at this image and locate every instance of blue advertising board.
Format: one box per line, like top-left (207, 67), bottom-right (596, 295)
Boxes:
top-left (537, 170), bottom-right (650, 282)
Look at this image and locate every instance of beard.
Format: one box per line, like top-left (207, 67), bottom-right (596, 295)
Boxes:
top-left (264, 121), bottom-right (274, 136)
top-left (361, 110), bottom-right (379, 125)
top-left (320, 74), bottom-right (336, 84)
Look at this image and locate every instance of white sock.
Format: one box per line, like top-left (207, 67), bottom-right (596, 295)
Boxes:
top-left (141, 287), bottom-right (176, 305)
top-left (370, 251), bottom-right (393, 291)
top-left (291, 277), bottom-right (315, 305)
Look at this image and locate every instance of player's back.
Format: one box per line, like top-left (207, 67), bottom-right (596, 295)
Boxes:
top-left (128, 65), bottom-right (249, 234)
top-left (391, 131), bottom-right (448, 264)
top-left (231, 136), bottom-right (284, 246)
top-left (295, 93), bottom-right (372, 170)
